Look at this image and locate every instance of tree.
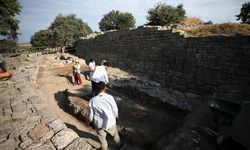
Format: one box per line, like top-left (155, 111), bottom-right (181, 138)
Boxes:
top-left (146, 3), bottom-right (186, 26)
top-left (49, 14), bottom-right (92, 47)
top-left (99, 10), bottom-right (136, 32)
top-left (30, 29), bottom-right (54, 47)
top-left (0, 0), bottom-right (21, 52)
top-left (31, 14), bottom-right (93, 51)
top-left (204, 20), bottom-right (213, 25)
top-left (236, 2), bottom-right (250, 24)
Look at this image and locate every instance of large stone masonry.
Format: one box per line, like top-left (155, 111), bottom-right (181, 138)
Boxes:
top-left (0, 54), bottom-right (94, 150)
top-left (75, 26), bottom-right (250, 102)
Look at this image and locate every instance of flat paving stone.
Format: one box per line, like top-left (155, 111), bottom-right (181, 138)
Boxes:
top-left (64, 138), bottom-right (93, 150)
top-left (11, 103), bottom-right (27, 112)
top-left (51, 128), bottom-right (78, 150)
top-left (40, 129), bottom-right (55, 142)
top-left (11, 111), bottom-right (29, 120)
top-left (28, 141), bottom-right (56, 150)
top-left (48, 119), bottom-right (66, 133)
top-left (0, 138), bottom-right (16, 150)
top-left (29, 123), bottom-right (50, 141)
top-left (20, 137), bottom-right (33, 149)
top-left (0, 55), bottom-right (94, 150)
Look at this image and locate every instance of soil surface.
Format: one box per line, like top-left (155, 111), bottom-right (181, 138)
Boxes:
top-left (34, 54), bottom-right (186, 149)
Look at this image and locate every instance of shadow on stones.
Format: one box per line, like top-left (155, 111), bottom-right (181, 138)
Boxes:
top-left (65, 122), bottom-right (99, 144)
top-left (54, 90), bottom-right (67, 109)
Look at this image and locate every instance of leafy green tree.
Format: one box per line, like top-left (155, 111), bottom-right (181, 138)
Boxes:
top-left (0, 0), bottom-right (21, 51)
top-left (204, 20), bottom-right (213, 25)
top-left (236, 2), bottom-right (250, 24)
top-left (146, 3), bottom-right (186, 26)
top-left (30, 29), bottom-right (54, 47)
top-left (49, 14), bottom-right (92, 47)
top-left (31, 14), bottom-right (92, 52)
top-left (99, 10), bottom-right (136, 32)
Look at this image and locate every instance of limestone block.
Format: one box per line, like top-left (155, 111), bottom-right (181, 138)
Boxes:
top-left (0, 138), bottom-right (16, 150)
top-left (11, 111), bottom-right (29, 120)
top-left (64, 138), bottom-right (93, 150)
top-left (11, 103), bottom-right (26, 112)
top-left (51, 128), bottom-right (78, 150)
top-left (48, 119), bottom-right (66, 133)
top-left (20, 137), bottom-right (33, 149)
top-left (29, 123), bottom-right (50, 141)
top-left (29, 141), bottom-right (56, 150)
top-left (0, 120), bottom-right (14, 142)
top-left (40, 129), bottom-right (55, 142)
top-left (66, 96), bottom-right (89, 123)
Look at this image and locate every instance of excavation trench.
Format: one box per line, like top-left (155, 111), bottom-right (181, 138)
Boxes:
top-left (65, 87), bottom-right (187, 149)
top-left (36, 55), bottom-right (188, 149)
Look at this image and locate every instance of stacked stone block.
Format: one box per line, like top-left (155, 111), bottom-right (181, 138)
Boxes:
top-left (75, 27), bottom-right (250, 102)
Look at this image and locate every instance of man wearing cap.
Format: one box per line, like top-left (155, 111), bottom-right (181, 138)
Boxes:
top-left (89, 82), bottom-right (121, 150)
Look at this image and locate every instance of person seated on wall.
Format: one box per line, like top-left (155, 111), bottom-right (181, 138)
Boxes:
top-left (91, 60), bottom-right (108, 96)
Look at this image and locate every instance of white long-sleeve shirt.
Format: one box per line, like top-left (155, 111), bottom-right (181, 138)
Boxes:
top-left (73, 63), bottom-right (81, 73)
top-left (91, 65), bottom-right (109, 83)
top-left (89, 61), bottom-right (95, 71)
top-left (89, 92), bottom-right (118, 130)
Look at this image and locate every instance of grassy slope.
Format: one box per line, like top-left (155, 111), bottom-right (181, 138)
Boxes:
top-left (178, 23), bottom-right (250, 37)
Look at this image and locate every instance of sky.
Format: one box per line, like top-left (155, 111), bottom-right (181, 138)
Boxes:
top-left (17, 0), bottom-right (248, 42)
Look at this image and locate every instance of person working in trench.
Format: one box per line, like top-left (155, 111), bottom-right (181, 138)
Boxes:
top-left (88, 82), bottom-right (124, 150)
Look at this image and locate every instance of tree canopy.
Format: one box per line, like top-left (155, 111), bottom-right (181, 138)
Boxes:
top-left (146, 3), bottom-right (186, 26)
top-left (236, 2), bottom-right (250, 24)
top-left (31, 14), bottom-right (93, 48)
top-left (99, 10), bottom-right (136, 32)
top-left (0, 0), bottom-right (21, 51)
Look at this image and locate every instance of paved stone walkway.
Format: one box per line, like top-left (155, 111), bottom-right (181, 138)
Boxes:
top-left (0, 54), bottom-right (94, 150)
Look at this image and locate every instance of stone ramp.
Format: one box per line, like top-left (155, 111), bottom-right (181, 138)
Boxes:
top-left (0, 55), bottom-right (94, 150)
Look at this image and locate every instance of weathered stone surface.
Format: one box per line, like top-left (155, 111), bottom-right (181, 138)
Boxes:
top-left (11, 103), bottom-right (27, 112)
top-left (76, 28), bottom-right (250, 101)
top-left (48, 119), bottom-right (66, 133)
top-left (29, 123), bottom-right (50, 141)
top-left (51, 128), bottom-right (78, 150)
top-left (20, 137), bottom-right (33, 149)
top-left (11, 111), bottom-right (29, 120)
top-left (40, 129), bottom-right (54, 142)
top-left (0, 138), bottom-right (16, 150)
top-left (28, 141), bottom-right (56, 150)
top-left (38, 107), bottom-right (58, 124)
top-left (64, 138), bottom-right (93, 150)
top-left (109, 77), bottom-right (201, 111)
top-left (65, 95), bottom-right (89, 122)
top-left (0, 124), bottom-right (13, 142)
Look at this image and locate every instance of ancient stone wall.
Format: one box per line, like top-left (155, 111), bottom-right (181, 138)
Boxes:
top-left (75, 27), bottom-right (250, 99)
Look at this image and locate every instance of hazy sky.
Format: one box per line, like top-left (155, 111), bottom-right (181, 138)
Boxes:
top-left (17, 0), bottom-right (247, 42)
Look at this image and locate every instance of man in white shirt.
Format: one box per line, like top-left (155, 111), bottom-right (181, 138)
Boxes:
top-left (88, 58), bottom-right (95, 80)
top-left (89, 82), bottom-right (121, 150)
top-left (91, 61), bottom-right (109, 96)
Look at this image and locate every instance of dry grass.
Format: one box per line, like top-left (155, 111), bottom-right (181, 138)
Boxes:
top-left (180, 17), bottom-right (203, 24)
top-left (178, 23), bottom-right (250, 37)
